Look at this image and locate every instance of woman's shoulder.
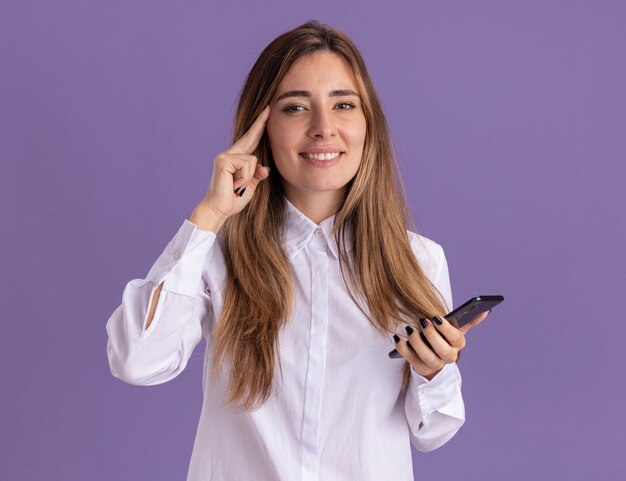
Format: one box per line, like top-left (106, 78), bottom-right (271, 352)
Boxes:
top-left (406, 230), bottom-right (446, 280)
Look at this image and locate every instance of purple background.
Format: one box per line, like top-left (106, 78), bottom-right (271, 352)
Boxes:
top-left (2, 1), bottom-right (625, 480)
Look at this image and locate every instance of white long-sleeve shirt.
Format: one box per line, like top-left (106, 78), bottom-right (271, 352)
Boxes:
top-left (105, 195), bottom-right (465, 481)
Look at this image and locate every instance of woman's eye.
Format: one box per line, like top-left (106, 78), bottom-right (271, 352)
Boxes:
top-left (283, 105), bottom-right (305, 113)
top-left (336, 102), bottom-right (356, 110)
top-left (281, 102), bottom-right (357, 113)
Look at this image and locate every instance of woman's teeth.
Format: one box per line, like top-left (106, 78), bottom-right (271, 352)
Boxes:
top-left (301, 152), bottom-right (342, 161)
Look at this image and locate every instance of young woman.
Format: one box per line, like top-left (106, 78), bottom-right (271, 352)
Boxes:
top-left (106, 19), bottom-right (490, 481)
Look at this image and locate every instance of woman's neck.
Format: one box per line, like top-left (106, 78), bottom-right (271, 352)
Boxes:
top-left (283, 187), bottom-right (345, 224)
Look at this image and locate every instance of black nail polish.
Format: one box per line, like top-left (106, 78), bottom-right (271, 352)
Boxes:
top-left (393, 334), bottom-right (400, 343)
top-left (238, 187), bottom-right (246, 197)
top-left (234, 186), bottom-right (242, 194)
top-left (405, 325), bottom-right (414, 335)
top-left (420, 318), bottom-right (428, 328)
top-left (433, 315), bottom-right (443, 325)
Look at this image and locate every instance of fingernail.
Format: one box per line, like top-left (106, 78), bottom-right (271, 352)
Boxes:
top-left (238, 187), bottom-right (246, 197)
top-left (393, 334), bottom-right (400, 343)
top-left (234, 186), bottom-right (242, 194)
top-left (433, 315), bottom-right (443, 325)
top-left (405, 325), bottom-right (414, 335)
top-left (420, 318), bottom-right (428, 328)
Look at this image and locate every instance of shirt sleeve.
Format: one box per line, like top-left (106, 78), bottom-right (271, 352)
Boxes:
top-left (404, 242), bottom-right (465, 452)
top-left (105, 219), bottom-right (217, 386)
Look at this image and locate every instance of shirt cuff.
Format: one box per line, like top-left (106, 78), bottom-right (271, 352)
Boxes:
top-left (145, 219), bottom-right (217, 297)
top-left (409, 362), bottom-right (463, 419)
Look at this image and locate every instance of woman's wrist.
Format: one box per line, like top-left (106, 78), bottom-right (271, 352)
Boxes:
top-left (189, 204), bottom-right (227, 233)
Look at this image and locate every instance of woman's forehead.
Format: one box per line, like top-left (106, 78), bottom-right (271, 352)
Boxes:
top-left (274, 52), bottom-right (359, 98)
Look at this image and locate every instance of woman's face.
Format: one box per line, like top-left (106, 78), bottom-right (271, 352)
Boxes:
top-left (267, 51), bottom-right (367, 203)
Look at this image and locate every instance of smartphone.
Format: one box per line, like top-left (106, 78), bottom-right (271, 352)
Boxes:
top-left (388, 295), bottom-right (504, 359)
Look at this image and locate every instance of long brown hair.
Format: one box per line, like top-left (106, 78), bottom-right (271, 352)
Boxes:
top-left (210, 20), bottom-right (450, 411)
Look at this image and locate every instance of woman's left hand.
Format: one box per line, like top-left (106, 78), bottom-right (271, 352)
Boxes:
top-left (394, 309), bottom-right (492, 380)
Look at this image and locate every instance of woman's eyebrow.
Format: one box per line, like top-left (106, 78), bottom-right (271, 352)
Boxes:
top-left (274, 89), bottom-right (360, 102)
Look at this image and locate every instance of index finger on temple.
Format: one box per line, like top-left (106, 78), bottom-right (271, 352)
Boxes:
top-left (225, 105), bottom-right (271, 155)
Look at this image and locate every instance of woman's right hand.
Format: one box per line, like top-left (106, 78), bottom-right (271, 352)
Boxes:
top-left (190, 105), bottom-right (272, 231)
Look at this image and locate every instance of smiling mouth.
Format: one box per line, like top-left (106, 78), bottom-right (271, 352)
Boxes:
top-left (299, 152), bottom-right (344, 161)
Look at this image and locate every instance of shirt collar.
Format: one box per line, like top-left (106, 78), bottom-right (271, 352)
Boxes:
top-left (283, 195), bottom-right (353, 260)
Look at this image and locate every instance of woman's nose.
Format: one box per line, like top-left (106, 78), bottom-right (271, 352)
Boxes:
top-left (308, 109), bottom-right (336, 139)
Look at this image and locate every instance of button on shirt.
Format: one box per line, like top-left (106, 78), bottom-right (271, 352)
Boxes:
top-left (105, 195), bottom-right (465, 481)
